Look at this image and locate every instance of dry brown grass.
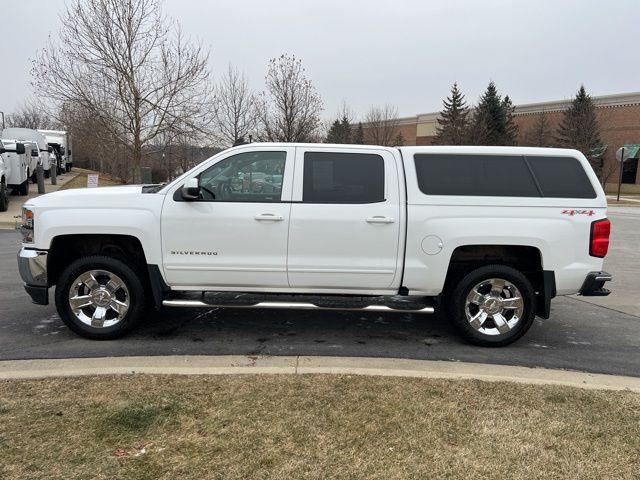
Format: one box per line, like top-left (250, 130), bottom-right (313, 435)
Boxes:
top-left (0, 374), bottom-right (639, 479)
top-left (59, 167), bottom-right (121, 190)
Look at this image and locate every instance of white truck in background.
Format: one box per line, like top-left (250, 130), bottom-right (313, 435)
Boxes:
top-left (17, 144), bottom-right (612, 346)
top-left (23, 141), bottom-right (42, 183)
top-left (0, 145), bottom-right (8, 211)
top-left (0, 139), bottom-right (30, 196)
top-left (38, 130), bottom-right (72, 174)
top-left (2, 128), bottom-right (53, 180)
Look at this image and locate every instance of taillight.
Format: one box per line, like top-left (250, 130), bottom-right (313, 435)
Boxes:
top-left (590, 218), bottom-right (610, 258)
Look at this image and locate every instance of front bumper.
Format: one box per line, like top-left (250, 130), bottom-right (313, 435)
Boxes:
top-left (579, 271), bottom-right (612, 297)
top-left (17, 248), bottom-right (49, 305)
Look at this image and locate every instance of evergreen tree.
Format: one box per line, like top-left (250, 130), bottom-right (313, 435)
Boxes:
top-left (468, 81), bottom-right (516, 146)
top-left (353, 122), bottom-right (365, 144)
top-left (556, 85), bottom-right (603, 175)
top-left (325, 114), bottom-right (352, 143)
top-left (326, 119), bottom-right (343, 143)
top-left (433, 82), bottom-right (469, 145)
top-left (502, 95), bottom-right (519, 145)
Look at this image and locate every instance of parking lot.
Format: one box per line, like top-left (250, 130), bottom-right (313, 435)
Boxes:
top-left (0, 207), bottom-right (638, 377)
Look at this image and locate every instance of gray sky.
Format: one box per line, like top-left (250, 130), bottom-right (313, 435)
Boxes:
top-left (2, 0), bottom-right (639, 120)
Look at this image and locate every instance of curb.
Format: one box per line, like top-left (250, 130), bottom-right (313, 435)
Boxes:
top-left (1, 355), bottom-right (639, 392)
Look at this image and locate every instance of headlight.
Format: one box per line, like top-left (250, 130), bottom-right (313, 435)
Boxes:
top-left (21, 207), bottom-right (34, 243)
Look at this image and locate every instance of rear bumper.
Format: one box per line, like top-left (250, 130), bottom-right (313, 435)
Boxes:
top-left (17, 248), bottom-right (49, 305)
top-left (579, 271), bottom-right (612, 297)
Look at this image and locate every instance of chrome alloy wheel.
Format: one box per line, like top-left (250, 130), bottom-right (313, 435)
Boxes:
top-left (68, 270), bottom-right (130, 328)
top-left (464, 278), bottom-right (524, 336)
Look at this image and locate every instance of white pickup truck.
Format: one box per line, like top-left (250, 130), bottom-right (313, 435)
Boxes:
top-left (18, 144), bottom-right (612, 346)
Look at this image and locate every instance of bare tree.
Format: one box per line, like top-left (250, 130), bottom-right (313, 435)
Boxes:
top-left (31, 0), bottom-right (214, 182)
top-left (524, 110), bottom-right (553, 147)
top-left (213, 65), bottom-right (258, 147)
top-left (363, 104), bottom-right (400, 146)
top-left (259, 54), bottom-right (323, 142)
top-left (6, 99), bottom-right (57, 130)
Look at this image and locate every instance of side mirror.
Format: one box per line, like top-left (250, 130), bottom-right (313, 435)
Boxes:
top-left (0, 147), bottom-right (5, 155)
top-left (16, 143), bottom-right (26, 155)
top-left (181, 177), bottom-right (200, 200)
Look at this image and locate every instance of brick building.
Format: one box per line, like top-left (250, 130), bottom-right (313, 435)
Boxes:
top-left (389, 92), bottom-right (640, 192)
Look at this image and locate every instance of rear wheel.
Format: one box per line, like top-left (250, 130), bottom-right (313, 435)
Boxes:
top-left (0, 181), bottom-right (8, 212)
top-left (18, 178), bottom-right (29, 196)
top-left (55, 255), bottom-right (146, 339)
top-left (449, 265), bottom-right (536, 347)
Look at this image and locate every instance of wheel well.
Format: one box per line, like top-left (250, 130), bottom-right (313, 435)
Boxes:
top-left (444, 245), bottom-right (544, 297)
top-left (48, 234), bottom-right (148, 287)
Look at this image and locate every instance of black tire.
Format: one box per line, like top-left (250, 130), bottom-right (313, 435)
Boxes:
top-left (0, 181), bottom-right (8, 212)
top-left (449, 264), bottom-right (536, 347)
top-left (18, 178), bottom-right (29, 196)
top-left (55, 255), bottom-right (146, 340)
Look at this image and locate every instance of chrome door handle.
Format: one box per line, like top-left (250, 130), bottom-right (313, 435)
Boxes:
top-left (366, 216), bottom-right (395, 224)
top-left (254, 213), bottom-right (284, 221)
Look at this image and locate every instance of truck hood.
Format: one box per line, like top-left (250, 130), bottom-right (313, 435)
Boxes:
top-left (26, 185), bottom-right (162, 209)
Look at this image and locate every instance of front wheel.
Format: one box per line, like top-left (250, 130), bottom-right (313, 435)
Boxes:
top-left (55, 255), bottom-right (146, 339)
top-left (449, 265), bottom-right (536, 347)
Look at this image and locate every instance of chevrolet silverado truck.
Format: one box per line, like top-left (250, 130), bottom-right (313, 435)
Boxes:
top-left (18, 144), bottom-right (612, 346)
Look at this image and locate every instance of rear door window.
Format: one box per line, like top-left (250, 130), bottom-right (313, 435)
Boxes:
top-left (414, 154), bottom-right (540, 197)
top-left (303, 152), bottom-right (385, 203)
top-left (526, 156), bottom-right (597, 198)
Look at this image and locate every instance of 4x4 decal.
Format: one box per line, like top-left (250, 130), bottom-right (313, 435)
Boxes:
top-left (561, 209), bottom-right (595, 216)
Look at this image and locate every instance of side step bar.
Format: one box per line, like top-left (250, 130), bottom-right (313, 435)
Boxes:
top-left (162, 299), bottom-right (434, 314)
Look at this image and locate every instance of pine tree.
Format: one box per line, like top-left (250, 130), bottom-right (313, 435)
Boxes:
top-left (326, 119), bottom-right (343, 143)
top-left (325, 114), bottom-right (352, 143)
top-left (502, 95), bottom-right (519, 145)
top-left (556, 85), bottom-right (602, 175)
top-left (467, 81), bottom-right (518, 146)
top-left (433, 82), bottom-right (469, 145)
top-left (353, 122), bottom-right (365, 144)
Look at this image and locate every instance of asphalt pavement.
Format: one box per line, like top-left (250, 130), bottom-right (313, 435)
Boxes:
top-left (1, 207), bottom-right (639, 377)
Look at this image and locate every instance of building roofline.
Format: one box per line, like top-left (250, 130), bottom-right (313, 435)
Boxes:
top-left (410, 91), bottom-right (640, 122)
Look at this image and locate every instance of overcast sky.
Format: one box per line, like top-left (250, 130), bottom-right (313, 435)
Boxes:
top-left (1, 0), bottom-right (639, 120)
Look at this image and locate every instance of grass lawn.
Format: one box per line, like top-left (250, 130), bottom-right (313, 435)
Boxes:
top-left (59, 167), bottom-right (121, 190)
top-left (0, 374), bottom-right (639, 479)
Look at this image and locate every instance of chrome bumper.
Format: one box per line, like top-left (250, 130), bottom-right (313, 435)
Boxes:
top-left (18, 248), bottom-right (49, 305)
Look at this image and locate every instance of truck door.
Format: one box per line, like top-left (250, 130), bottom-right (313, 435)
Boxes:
top-left (287, 147), bottom-right (402, 291)
top-left (160, 146), bottom-right (294, 289)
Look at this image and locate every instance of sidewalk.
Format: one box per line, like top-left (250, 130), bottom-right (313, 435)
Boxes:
top-left (1, 355), bottom-right (639, 392)
top-left (0, 171), bottom-right (79, 230)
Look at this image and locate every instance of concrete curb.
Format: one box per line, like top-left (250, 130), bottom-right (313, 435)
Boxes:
top-left (0, 355), bottom-right (639, 392)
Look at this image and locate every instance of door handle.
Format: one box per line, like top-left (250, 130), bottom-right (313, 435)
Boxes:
top-left (254, 213), bottom-right (284, 221)
top-left (366, 216), bottom-right (395, 224)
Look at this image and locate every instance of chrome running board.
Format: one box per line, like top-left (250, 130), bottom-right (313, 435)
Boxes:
top-left (162, 299), bottom-right (434, 314)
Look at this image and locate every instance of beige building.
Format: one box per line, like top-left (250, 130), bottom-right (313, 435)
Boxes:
top-left (391, 92), bottom-right (640, 191)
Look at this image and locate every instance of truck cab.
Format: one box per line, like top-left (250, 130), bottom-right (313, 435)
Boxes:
top-left (17, 143), bottom-right (612, 346)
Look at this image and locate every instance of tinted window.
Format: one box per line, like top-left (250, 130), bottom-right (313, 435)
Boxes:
top-left (198, 151), bottom-right (286, 202)
top-left (526, 156), bottom-right (596, 198)
top-left (414, 154), bottom-right (540, 197)
top-left (303, 152), bottom-right (385, 203)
